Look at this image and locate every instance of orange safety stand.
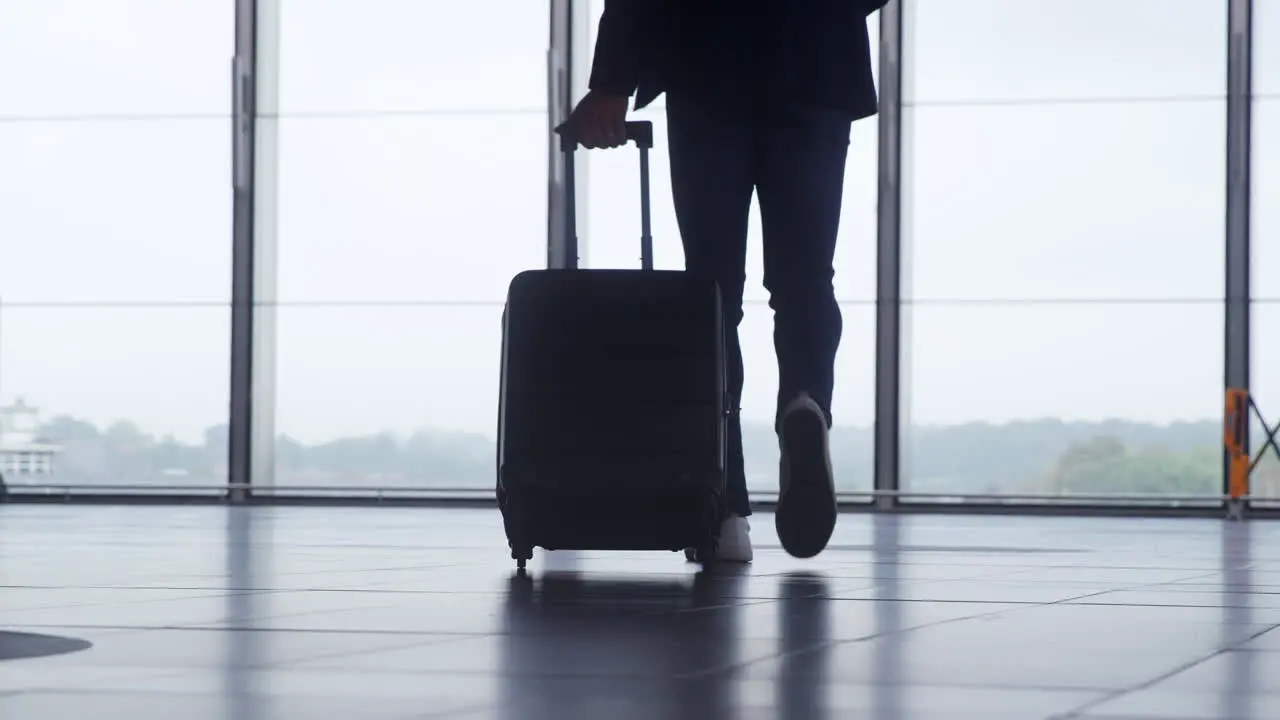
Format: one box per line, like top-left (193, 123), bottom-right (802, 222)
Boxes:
top-left (1224, 387), bottom-right (1251, 517)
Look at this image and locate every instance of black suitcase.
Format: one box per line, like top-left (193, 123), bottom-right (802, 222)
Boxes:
top-left (496, 121), bottom-right (728, 570)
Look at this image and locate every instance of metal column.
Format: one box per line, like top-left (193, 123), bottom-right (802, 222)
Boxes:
top-left (547, 0), bottom-right (574, 269)
top-left (547, 0), bottom-right (592, 270)
top-left (250, 0), bottom-right (281, 493)
top-left (228, 0), bottom-right (258, 502)
top-left (1225, 0), bottom-right (1253, 515)
top-left (569, 0), bottom-right (592, 267)
top-left (229, 0), bottom-right (280, 500)
top-left (873, 1), bottom-right (906, 510)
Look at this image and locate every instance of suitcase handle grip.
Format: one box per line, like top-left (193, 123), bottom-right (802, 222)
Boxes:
top-left (555, 121), bottom-right (654, 271)
top-left (555, 121), bottom-right (654, 152)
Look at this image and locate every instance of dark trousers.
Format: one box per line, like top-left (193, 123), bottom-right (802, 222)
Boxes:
top-left (666, 92), bottom-right (852, 519)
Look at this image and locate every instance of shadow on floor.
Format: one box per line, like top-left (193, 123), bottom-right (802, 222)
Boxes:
top-left (494, 566), bottom-right (833, 720)
top-left (0, 631), bottom-right (93, 662)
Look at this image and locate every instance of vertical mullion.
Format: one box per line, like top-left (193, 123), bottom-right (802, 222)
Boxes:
top-left (1226, 0), bottom-right (1253, 512)
top-left (569, 0), bottom-right (592, 268)
top-left (873, 1), bottom-right (906, 510)
top-left (228, 0), bottom-right (258, 503)
top-left (547, 0), bottom-right (592, 270)
top-left (230, 0), bottom-right (281, 501)
top-left (250, 0), bottom-right (281, 495)
top-left (547, 0), bottom-right (573, 269)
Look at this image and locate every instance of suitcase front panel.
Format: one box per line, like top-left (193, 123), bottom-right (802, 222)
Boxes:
top-left (498, 269), bottom-right (726, 494)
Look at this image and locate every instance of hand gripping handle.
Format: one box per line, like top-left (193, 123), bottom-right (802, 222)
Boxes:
top-left (555, 120), bottom-right (654, 270)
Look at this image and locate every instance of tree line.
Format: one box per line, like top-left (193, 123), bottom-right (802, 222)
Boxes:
top-left (9, 413), bottom-right (1279, 497)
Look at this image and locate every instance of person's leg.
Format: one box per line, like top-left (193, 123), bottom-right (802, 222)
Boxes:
top-left (666, 92), bottom-right (756, 560)
top-left (755, 102), bottom-right (852, 559)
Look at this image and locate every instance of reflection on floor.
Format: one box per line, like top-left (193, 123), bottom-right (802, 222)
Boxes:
top-left (0, 506), bottom-right (1278, 719)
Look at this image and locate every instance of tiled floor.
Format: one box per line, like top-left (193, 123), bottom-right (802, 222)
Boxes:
top-left (1, 506), bottom-right (1278, 719)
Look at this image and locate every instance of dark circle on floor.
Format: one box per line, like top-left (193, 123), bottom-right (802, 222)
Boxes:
top-left (0, 631), bottom-right (93, 661)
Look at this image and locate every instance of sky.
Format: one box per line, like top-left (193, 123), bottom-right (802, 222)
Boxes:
top-left (0, 0), bottom-right (1278, 445)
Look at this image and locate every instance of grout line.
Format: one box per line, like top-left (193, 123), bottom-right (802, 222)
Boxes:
top-left (1051, 623), bottom-right (1280, 720)
top-left (681, 569), bottom-right (1246, 682)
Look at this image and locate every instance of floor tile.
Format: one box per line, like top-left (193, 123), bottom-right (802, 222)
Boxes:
top-left (1, 505), bottom-right (1276, 719)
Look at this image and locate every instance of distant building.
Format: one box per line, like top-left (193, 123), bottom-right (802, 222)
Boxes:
top-left (0, 397), bottom-right (60, 477)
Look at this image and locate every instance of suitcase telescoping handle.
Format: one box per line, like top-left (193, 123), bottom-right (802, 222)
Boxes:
top-left (556, 120), bottom-right (655, 271)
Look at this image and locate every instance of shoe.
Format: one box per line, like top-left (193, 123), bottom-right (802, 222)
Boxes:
top-left (775, 392), bottom-right (837, 559)
top-left (683, 516), bottom-right (752, 564)
top-left (716, 515), bottom-right (753, 563)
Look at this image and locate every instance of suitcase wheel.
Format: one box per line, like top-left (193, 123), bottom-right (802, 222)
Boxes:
top-left (511, 545), bottom-right (533, 572)
top-left (686, 543), bottom-right (718, 565)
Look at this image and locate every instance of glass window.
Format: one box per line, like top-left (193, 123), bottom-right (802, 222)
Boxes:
top-left (901, 0), bottom-right (1226, 503)
top-left (1250, 0), bottom-right (1280, 503)
top-left (266, 1), bottom-right (549, 494)
top-left (0, 0), bottom-right (233, 495)
top-left (581, 3), bottom-right (881, 499)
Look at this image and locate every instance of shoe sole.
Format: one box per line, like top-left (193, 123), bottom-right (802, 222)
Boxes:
top-left (684, 547), bottom-right (751, 564)
top-left (775, 407), bottom-right (837, 559)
